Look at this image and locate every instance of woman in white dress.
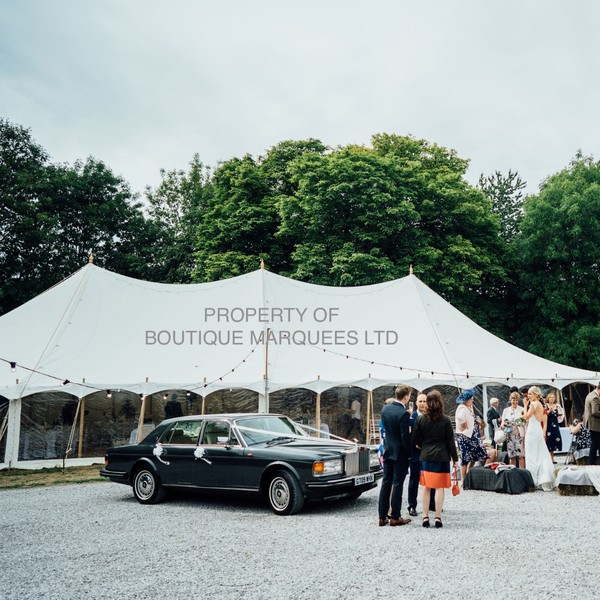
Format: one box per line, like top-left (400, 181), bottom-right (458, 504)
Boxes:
top-left (523, 386), bottom-right (555, 490)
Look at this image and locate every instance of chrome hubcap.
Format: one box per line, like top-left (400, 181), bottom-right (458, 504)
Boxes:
top-left (270, 478), bottom-right (289, 511)
top-left (136, 471), bottom-right (155, 500)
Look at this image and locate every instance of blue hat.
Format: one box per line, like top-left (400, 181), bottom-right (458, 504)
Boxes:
top-left (455, 388), bottom-right (475, 404)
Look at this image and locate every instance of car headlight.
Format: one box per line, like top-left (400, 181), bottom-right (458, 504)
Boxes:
top-left (369, 449), bottom-right (381, 468)
top-left (313, 459), bottom-right (343, 477)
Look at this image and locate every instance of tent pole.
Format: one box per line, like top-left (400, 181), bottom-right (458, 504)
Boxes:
top-left (262, 327), bottom-right (270, 413)
top-left (201, 396), bottom-right (206, 415)
top-left (260, 265), bottom-right (269, 414)
top-left (366, 390), bottom-right (375, 444)
top-left (77, 396), bottom-right (86, 458)
top-left (482, 384), bottom-right (489, 442)
top-left (137, 395), bottom-right (147, 443)
top-left (316, 393), bottom-right (321, 438)
top-left (5, 397), bottom-right (22, 468)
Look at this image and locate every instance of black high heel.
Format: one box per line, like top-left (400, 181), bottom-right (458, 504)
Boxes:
top-left (422, 517), bottom-right (430, 528)
top-left (434, 517), bottom-right (443, 528)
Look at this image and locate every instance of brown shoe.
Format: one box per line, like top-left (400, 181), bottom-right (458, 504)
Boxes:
top-left (378, 517), bottom-right (389, 527)
top-left (389, 517), bottom-right (412, 526)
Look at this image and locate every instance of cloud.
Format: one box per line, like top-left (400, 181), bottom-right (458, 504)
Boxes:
top-left (1, 0), bottom-right (599, 196)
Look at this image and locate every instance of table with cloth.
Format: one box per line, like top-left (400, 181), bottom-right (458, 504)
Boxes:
top-left (463, 465), bottom-right (535, 494)
top-left (555, 465), bottom-right (600, 495)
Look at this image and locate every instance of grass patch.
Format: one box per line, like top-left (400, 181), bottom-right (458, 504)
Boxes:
top-left (0, 465), bottom-right (106, 489)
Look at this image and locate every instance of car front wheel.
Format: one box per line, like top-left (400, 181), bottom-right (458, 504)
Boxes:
top-left (132, 467), bottom-right (166, 504)
top-left (267, 470), bottom-right (305, 515)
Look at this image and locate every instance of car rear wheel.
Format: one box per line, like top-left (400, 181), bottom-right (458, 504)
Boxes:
top-left (132, 467), bottom-right (166, 504)
top-left (268, 470), bottom-right (305, 515)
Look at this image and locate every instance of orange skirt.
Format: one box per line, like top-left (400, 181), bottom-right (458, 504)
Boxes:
top-left (419, 460), bottom-right (451, 489)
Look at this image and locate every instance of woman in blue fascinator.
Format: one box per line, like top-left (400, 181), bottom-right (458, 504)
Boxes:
top-left (455, 388), bottom-right (489, 483)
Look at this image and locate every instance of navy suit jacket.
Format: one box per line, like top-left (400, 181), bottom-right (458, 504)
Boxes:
top-left (409, 410), bottom-right (424, 461)
top-left (381, 401), bottom-right (411, 461)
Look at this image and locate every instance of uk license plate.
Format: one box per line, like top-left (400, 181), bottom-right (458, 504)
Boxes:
top-left (354, 473), bottom-right (375, 486)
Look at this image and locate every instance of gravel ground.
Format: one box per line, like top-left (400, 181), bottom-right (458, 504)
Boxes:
top-left (0, 474), bottom-right (599, 600)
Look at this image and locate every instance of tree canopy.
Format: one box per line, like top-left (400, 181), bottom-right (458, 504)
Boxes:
top-left (0, 119), bottom-right (154, 314)
top-left (516, 152), bottom-right (600, 369)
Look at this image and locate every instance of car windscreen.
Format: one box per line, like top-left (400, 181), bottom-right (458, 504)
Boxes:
top-left (235, 416), bottom-right (306, 445)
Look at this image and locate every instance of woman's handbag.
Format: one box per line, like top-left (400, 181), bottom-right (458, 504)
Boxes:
top-left (494, 429), bottom-right (507, 444)
top-left (451, 464), bottom-right (460, 496)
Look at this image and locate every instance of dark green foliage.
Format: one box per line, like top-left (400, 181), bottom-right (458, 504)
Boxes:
top-left (145, 154), bottom-right (210, 282)
top-left (478, 169), bottom-right (526, 242)
top-left (516, 152), bottom-right (600, 369)
top-left (0, 119), bottom-right (155, 315)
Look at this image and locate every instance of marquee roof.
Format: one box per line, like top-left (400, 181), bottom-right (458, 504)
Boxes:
top-left (1, 264), bottom-right (597, 400)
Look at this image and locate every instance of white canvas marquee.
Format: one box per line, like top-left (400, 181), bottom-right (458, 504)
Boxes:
top-left (1, 263), bottom-right (598, 399)
top-left (1, 263), bottom-right (598, 467)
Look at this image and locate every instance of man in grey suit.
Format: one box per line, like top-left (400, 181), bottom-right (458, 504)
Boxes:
top-left (583, 383), bottom-right (600, 465)
top-left (378, 385), bottom-right (412, 527)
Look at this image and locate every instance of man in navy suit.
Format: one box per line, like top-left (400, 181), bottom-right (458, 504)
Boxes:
top-left (378, 385), bottom-right (412, 526)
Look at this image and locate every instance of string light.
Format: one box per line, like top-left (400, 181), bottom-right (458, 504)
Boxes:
top-left (1, 344), bottom-right (595, 402)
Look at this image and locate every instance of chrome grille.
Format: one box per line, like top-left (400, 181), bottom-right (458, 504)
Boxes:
top-left (345, 449), bottom-right (370, 475)
top-left (345, 449), bottom-right (358, 476)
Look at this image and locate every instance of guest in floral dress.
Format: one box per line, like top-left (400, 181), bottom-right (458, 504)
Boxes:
top-left (568, 420), bottom-right (592, 464)
top-left (545, 392), bottom-right (564, 462)
top-left (500, 391), bottom-right (525, 468)
top-left (455, 388), bottom-right (488, 483)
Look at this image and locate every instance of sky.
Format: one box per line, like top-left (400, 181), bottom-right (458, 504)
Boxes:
top-left (1, 0), bottom-right (598, 198)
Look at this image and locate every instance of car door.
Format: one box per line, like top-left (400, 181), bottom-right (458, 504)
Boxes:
top-left (155, 420), bottom-right (202, 485)
top-left (192, 419), bottom-right (247, 489)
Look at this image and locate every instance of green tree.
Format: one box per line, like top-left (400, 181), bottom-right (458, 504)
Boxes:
top-left (0, 120), bottom-right (155, 314)
top-left (373, 134), bottom-right (509, 331)
top-left (516, 153), bottom-right (600, 369)
top-left (192, 155), bottom-right (273, 281)
top-left (277, 144), bottom-right (419, 285)
top-left (275, 134), bottom-right (507, 329)
top-left (477, 170), bottom-right (528, 339)
top-left (478, 170), bottom-right (526, 242)
top-left (0, 119), bottom-right (49, 313)
top-left (145, 154), bottom-right (210, 282)
top-left (192, 141), bottom-right (327, 282)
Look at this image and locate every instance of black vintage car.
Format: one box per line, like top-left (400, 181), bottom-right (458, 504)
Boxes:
top-left (100, 413), bottom-right (383, 515)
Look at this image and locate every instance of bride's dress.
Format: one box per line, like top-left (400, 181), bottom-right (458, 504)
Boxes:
top-left (525, 402), bottom-right (555, 490)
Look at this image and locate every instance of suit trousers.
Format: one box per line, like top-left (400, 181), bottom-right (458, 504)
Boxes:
top-left (378, 456), bottom-right (409, 519)
top-left (408, 458), bottom-right (435, 511)
top-left (488, 424), bottom-right (497, 448)
top-left (589, 430), bottom-right (600, 465)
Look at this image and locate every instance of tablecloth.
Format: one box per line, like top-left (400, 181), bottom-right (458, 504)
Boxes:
top-left (463, 466), bottom-right (534, 494)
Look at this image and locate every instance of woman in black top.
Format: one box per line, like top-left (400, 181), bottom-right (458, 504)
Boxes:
top-left (412, 389), bottom-right (459, 528)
